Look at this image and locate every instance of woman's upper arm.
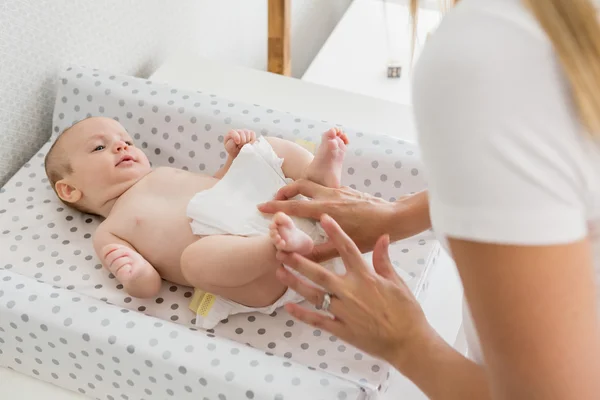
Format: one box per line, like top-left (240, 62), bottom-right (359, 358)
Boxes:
top-left (448, 238), bottom-right (600, 398)
top-left (412, 20), bottom-right (600, 398)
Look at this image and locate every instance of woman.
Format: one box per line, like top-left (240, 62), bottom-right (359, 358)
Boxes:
top-left (258, 0), bottom-right (600, 398)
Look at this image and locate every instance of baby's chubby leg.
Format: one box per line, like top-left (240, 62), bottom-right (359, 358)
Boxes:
top-left (304, 127), bottom-right (348, 188)
top-left (265, 128), bottom-right (348, 189)
top-left (264, 136), bottom-right (314, 180)
top-left (180, 235), bottom-right (288, 308)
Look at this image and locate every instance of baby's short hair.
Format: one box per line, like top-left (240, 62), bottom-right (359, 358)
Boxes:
top-left (44, 122), bottom-right (94, 215)
top-left (44, 131), bottom-right (73, 190)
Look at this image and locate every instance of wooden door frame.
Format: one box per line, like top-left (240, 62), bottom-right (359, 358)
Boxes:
top-left (268, 0), bottom-right (291, 76)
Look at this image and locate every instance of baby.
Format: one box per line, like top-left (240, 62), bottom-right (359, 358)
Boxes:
top-left (44, 116), bottom-right (347, 312)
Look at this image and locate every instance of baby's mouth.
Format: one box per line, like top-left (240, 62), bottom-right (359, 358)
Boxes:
top-left (116, 155), bottom-right (135, 166)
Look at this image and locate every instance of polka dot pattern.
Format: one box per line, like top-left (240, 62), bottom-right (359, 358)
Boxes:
top-left (0, 66), bottom-right (440, 399)
top-left (0, 269), bottom-right (369, 400)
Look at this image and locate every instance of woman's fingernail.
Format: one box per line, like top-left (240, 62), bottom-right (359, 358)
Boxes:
top-left (321, 214), bottom-right (331, 223)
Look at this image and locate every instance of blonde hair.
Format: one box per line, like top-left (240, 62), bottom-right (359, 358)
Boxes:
top-left (410, 0), bottom-right (600, 135)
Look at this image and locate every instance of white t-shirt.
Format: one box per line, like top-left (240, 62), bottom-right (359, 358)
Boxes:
top-left (412, 0), bottom-right (600, 363)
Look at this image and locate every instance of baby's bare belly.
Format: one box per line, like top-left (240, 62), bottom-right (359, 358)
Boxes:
top-left (129, 212), bottom-right (199, 285)
top-left (107, 167), bottom-right (217, 286)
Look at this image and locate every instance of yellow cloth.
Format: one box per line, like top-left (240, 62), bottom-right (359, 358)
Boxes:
top-left (294, 138), bottom-right (317, 154)
top-left (189, 289), bottom-right (217, 317)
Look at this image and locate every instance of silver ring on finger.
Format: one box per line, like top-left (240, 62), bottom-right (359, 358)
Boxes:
top-left (319, 292), bottom-right (333, 312)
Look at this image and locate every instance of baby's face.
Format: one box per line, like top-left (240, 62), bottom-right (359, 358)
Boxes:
top-left (60, 117), bottom-right (151, 205)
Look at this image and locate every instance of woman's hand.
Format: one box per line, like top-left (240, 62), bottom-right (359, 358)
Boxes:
top-left (275, 214), bottom-right (436, 367)
top-left (258, 179), bottom-right (399, 261)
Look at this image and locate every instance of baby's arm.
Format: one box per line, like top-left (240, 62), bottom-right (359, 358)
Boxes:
top-left (93, 227), bottom-right (162, 298)
top-left (214, 129), bottom-right (257, 179)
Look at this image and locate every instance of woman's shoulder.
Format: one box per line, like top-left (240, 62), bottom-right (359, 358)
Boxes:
top-left (414, 0), bottom-right (556, 91)
top-left (412, 0), bottom-right (582, 147)
top-left (410, 1), bottom-right (597, 246)
top-left (433, 0), bottom-right (549, 49)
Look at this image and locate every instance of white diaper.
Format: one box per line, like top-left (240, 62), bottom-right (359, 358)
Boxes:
top-left (186, 137), bottom-right (337, 329)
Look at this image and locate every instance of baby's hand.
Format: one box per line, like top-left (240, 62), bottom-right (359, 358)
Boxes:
top-left (224, 129), bottom-right (257, 158)
top-left (101, 244), bottom-right (148, 284)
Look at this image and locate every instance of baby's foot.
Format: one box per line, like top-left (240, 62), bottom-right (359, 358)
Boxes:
top-left (269, 212), bottom-right (314, 255)
top-left (305, 127), bottom-right (348, 188)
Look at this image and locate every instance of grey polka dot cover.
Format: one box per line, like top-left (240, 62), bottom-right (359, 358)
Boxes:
top-left (0, 66), bottom-right (440, 399)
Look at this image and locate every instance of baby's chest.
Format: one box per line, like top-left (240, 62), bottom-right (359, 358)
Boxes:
top-left (127, 209), bottom-right (184, 237)
top-left (111, 197), bottom-right (196, 253)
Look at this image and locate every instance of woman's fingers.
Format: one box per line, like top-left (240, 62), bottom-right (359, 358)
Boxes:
top-left (372, 235), bottom-right (396, 280)
top-left (276, 267), bottom-right (327, 306)
top-left (278, 179), bottom-right (329, 200)
top-left (258, 199), bottom-right (323, 219)
top-left (309, 241), bottom-right (339, 263)
top-left (275, 266), bottom-right (347, 319)
top-left (319, 214), bottom-right (364, 271)
top-left (277, 252), bottom-right (341, 293)
top-left (273, 180), bottom-right (312, 200)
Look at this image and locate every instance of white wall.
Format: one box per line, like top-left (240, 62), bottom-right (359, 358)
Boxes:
top-left (0, 0), bottom-right (194, 185)
top-left (0, 0), bottom-right (350, 185)
top-left (183, 0), bottom-right (352, 78)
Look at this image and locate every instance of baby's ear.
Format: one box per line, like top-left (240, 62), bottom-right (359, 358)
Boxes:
top-left (55, 179), bottom-right (82, 203)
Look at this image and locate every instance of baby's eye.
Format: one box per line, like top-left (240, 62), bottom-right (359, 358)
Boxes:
top-left (125, 141), bottom-right (134, 146)
top-left (93, 145), bottom-right (105, 152)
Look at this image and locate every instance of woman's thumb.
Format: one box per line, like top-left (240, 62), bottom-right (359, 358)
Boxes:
top-left (373, 235), bottom-right (398, 281)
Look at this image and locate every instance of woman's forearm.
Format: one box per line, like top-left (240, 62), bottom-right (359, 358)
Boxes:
top-left (386, 192), bottom-right (487, 398)
top-left (392, 330), bottom-right (491, 400)
top-left (387, 190), bottom-right (432, 242)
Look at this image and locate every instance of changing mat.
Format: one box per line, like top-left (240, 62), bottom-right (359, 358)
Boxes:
top-left (0, 66), bottom-right (440, 399)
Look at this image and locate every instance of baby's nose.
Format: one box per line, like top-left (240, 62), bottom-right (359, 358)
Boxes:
top-left (115, 141), bottom-right (129, 151)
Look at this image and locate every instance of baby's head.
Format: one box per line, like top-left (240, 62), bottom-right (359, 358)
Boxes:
top-left (45, 116), bottom-right (152, 216)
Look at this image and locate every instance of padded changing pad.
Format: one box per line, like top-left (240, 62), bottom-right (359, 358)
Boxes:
top-left (0, 66), bottom-right (440, 399)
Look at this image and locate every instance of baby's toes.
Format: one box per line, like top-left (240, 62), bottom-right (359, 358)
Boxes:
top-left (273, 212), bottom-right (293, 228)
top-left (326, 137), bottom-right (340, 152)
top-left (336, 130), bottom-right (349, 145)
top-left (323, 128), bottom-right (337, 140)
top-left (270, 231), bottom-right (284, 248)
top-left (276, 237), bottom-right (286, 249)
